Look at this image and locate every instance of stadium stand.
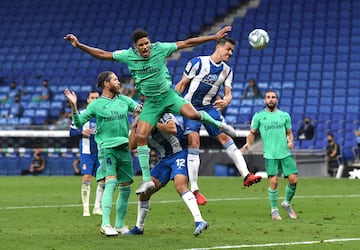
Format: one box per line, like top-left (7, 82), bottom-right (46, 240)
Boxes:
top-left (0, 0), bottom-right (359, 174)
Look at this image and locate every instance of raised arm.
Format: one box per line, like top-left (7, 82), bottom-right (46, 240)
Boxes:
top-left (175, 26), bottom-right (232, 50)
top-left (64, 34), bottom-right (114, 60)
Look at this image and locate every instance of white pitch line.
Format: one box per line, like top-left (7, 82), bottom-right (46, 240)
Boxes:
top-left (180, 238), bottom-right (360, 250)
top-left (1, 194), bottom-right (360, 210)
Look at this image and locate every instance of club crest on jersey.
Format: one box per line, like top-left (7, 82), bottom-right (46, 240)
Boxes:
top-left (202, 74), bottom-right (218, 84)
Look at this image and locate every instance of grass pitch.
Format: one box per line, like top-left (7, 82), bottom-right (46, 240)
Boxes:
top-left (1, 176), bottom-right (359, 249)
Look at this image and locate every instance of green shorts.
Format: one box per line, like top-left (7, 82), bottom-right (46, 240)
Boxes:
top-left (139, 88), bottom-right (189, 127)
top-left (264, 156), bottom-right (298, 177)
top-left (95, 167), bottom-right (104, 182)
top-left (97, 144), bottom-right (133, 184)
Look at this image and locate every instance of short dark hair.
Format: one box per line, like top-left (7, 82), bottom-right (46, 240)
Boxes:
top-left (216, 36), bottom-right (235, 46)
top-left (97, 71), bottom-right (113, 88)
top-left (87, 90), bottom-right (99, 98)
top-left (132, 29), bottom-right (148, 43)
top-left (265, 89), bottom-right (278, 98)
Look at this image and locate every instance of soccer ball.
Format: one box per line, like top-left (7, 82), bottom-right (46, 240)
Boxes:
top-left (248, 29), bottom-right (269, 50)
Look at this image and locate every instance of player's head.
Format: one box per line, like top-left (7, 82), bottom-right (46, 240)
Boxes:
top-left (264, 89), bottom-right (278, 111)
top-left (87, 90), bottom-right (99, 104)
top-left (215, 36), bottom-right (235, 62)
top-left (132, 29), bottom-right (151, 58)
top-left (97, 71), bottom-right (121, 95)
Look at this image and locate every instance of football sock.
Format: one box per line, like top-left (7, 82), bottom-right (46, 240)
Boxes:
top-left (81, 181), bottom-right (91, 211)
top-left (101, 179), bottom-right (117, 227)
top-left (224, 140), bottom-right (249, 178)
top-left (187, 148), bottom-right (200, 192)
top-left (268, 188), bottom-right (278, 210)
top-left (285, 183), bottom-right (296, 204)
top-left (137, 145), bottom-right (151, 181)
top-left (182, 190), bottom-right (203, 222)
top-left (115, 185), bottom-right (131, 229)
top-left (199, 110), bottom-right (221, 128)
top-left (136, 200), bottom-right (150, 231)
top-left (94, 182), bottom-right (105, 209)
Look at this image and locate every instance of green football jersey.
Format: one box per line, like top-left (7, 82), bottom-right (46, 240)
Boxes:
top-left (113, 42), bottom-right (177, 97)
top-left (251, 109), bottom-right (292, 159)
top-left (72, 95), bottom-right (139, 149)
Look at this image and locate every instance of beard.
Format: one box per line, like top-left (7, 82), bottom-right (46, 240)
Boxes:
top-left (109, 85), bottom-right (121, 95)
top-left (266, 103), bottom-right (276, 111)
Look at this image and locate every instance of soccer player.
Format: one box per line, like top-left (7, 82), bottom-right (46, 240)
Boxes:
top-left (242, 90), bottom-right (298, 220)
top-left (64, 26), bottom-right (237, 195)
top-left (175, 37), bottom-right (261, 205)
top-left (64, 71), bottom-right (142, 236)
top-left (126, 113), bottom-right (208, 236)
top-left (69, 90), bottom-right (105, 217)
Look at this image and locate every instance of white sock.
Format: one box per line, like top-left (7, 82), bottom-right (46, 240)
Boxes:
top-left (136, 200), bottom-right (150, 231)
top-left (187, 148), bottom-right (200, 192)
top-left (81, 181), bottom-right (91, 211)
top-left (94, 182), bottom-right (105, 209)
top-left (181, 191), bottom-right (203, 222)
top-left (225, 141), bottom-right (249, 178)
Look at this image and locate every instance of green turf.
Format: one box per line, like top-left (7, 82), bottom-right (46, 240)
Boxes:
top-left (1, 176), bottom-right (359, 249)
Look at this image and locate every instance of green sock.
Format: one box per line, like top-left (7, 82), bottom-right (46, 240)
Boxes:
top-left (137, 145), bottom-right (151, 181)
top-left (115, 185), bottom-right (131, 229)
top-left (268, 188), bottom-right (278, 210)
top-left (199, 110), bottom-right (221, 128)
top-left (285, 183), bottom-right (296, 204)
top-left (101, 179), bottom-right (117, 227)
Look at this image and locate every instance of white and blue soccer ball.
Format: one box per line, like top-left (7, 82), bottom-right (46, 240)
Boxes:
top-left (248, 29), bottom-right (269, 50)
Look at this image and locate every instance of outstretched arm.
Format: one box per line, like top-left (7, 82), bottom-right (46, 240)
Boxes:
top-left (175, 26), bottom-right (232, 50)
top-left (64, 34), bottom-right (114, 60)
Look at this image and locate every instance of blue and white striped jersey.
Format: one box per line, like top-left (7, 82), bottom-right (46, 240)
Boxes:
top-left (182, 56), bottom-right (233, 107)
top-left (69, 110), bottom-right (97, 155)
top-left (148, 113), bottom-right (185, 158)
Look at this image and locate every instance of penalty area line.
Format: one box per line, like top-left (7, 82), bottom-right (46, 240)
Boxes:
top-left (180, 238), bottom-right (360, 250)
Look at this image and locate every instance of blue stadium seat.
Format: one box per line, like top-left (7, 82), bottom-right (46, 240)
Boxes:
top-left (280, 98), bottom-right (292, 106)
top-left (226, 106), bottom-right (239, 115)
top-left (239, 107), bottom-right (252, 115)
top-left (225, 115), bottom-right (237, 124)
top-left (319, 105), bottom-right (333, 113)
top-left (298, 139), bottom-right (315, 149)
top-left (241, 99), bottom-right (253, 107)
top-left (305, 105), bottom-right (318, 114)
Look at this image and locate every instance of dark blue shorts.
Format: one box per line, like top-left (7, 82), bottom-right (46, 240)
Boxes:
top-left (150, 150), bottom-right (188, 187)
top-left (183, 105), bottom-right (224, 137)
top-left (80, 153), bottom-right (100, 176)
